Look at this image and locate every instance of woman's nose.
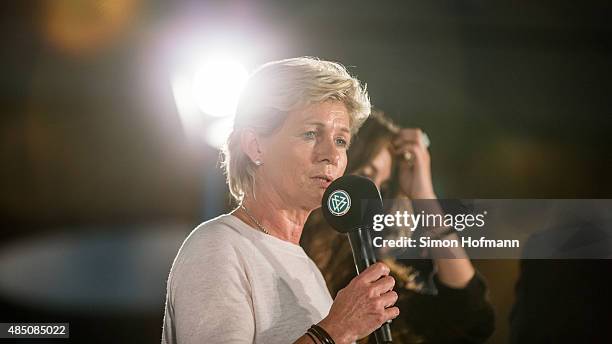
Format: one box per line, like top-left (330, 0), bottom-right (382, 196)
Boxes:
top-left (316, 137), bottom-right (341, 165)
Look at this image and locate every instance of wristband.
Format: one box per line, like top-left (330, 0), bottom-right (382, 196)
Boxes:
top-left (305, 331), bottom-right (319, 344)
top-left (309, 324), bottom-right (335, 344)
top-left (307, 328), bottom-right (325, 344)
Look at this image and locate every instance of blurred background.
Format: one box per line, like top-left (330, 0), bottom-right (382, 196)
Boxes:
top-left (1, 1), bottom-right (611, 343)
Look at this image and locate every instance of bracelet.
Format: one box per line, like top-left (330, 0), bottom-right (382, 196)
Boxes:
top-left (309, 324), bottom-right (335, 344)
top-left (305, 331), bottom-right (319, 344)
top-left (307, 328), bottom-right (325, 344)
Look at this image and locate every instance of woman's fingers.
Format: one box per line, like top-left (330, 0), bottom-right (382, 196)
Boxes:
top-left (392, 128), bottom-right (424, 146)
top-left (393, 138), bottom-right (427, 152)
top-left (372, 275), bottom-right (395, 296)
top-left (384, 306), bottom-right (400, 320)
top-left (325, 265), bottom-right (400, 341)
top-left (392, 128), bottom-right (430, 154)
top-left (356, 262), bottom-right (390, 284)
top-left (379, 290), bottom-right (399, 309)
top-left (393, 142), bottom-right (419, 153)
top-left (393, 143), bottom-right (425, 163)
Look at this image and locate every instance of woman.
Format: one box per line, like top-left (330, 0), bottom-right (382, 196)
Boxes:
top-left (162, 57), bottom-right (399, 344)
top-left (301, 111), bottom-right (495, 343)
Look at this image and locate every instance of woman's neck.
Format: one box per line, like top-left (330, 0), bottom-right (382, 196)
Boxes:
top-left (234, 194), bottom-right (311, 245)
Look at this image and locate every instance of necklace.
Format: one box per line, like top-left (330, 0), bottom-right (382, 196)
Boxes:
top-left (240, 204), bottom-right (270, 235)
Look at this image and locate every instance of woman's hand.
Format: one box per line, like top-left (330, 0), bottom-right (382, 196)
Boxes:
top-left (318, 262), bottom-right (399, 344)
top-left (392, 128), bottom-right (436, 199)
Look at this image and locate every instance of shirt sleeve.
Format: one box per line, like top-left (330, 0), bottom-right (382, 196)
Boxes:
top-left (430, 271), bottom-right (496, 343)
top-left (167, 237), bottom-right (255, 344)
top-left (433, 271), bottom-right (489, 312)
top-left (391, 271), bottom-right (495, 344)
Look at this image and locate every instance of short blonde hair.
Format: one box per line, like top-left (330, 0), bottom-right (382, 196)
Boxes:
top-left (221, 57), bottom-right (371, 202)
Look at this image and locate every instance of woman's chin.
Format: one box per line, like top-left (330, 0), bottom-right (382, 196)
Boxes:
top-left (301, 189), bottom-right (326, 210)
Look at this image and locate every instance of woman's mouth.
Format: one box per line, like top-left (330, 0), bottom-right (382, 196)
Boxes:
top-left (311, 175), bottom-right (333, 188)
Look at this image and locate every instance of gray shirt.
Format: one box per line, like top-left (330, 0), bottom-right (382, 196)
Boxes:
top-left (162, 214), bottom-right (333, 344)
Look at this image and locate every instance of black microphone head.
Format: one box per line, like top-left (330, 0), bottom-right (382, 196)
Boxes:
top-left (321, 174), bottom-right (383, 234)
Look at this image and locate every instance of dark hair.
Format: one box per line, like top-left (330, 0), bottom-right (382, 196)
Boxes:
top-left (346, 109), bottom-right (402, 198)
top-left (346, 109), bottom-right (394, 172)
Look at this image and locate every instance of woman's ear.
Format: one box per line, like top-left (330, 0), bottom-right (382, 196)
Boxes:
top-left (240, 128), bottom-right (264, 165)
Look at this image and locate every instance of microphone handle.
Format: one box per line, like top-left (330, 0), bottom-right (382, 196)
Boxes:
top-left (347, 228), bottom-right (393, 344)
top-left (374, 323), bottom-right (393, 344)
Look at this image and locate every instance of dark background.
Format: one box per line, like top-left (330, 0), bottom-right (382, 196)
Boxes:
top-left (1, 1), bottom-right (611, 343)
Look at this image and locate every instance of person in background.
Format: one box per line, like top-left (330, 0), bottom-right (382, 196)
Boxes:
top-left (301, 110), bottom-right (495, 343)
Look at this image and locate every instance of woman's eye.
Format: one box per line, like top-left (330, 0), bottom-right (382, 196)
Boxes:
top-left (303, 131), bottom-right (316, 139)
top-left (335, 137), bottom-right (348, 147)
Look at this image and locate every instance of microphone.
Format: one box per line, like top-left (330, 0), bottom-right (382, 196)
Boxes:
top-left (321, 175), bottom-right (393, 344)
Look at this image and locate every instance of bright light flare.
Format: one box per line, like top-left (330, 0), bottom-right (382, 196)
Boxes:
top-left (171, 53), bottom-right (247, 146)
top-left (191, 56), bottom-right (248, 118)
top-left (171, 75), bottom-right (205, 142)
top-left (203, 116), bottom-right (235, 149)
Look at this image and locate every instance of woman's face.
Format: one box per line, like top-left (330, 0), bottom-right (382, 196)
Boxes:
top-left (258, 100), bottom-right (351, 210)
top-left (356, 146), bottom-right (393, 189)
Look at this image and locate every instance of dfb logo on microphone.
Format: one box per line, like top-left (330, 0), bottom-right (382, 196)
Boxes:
top-left (328, 190), bottom-right (351, 216)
